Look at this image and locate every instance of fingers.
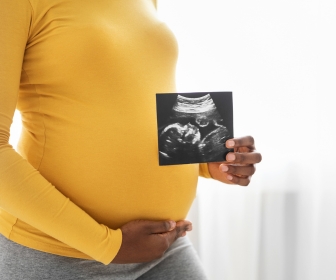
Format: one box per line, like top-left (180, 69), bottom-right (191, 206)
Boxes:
top-left (207, 136), bottom-right (261, 187)
top-left (219, 164), bottom-right (255, 186)
top-left (220, 164), bottom-right (256, 176)
top-left (146, 220), bottom-right (191, 235)
top-left (226, 136), bottom-right (255, 149)
top-left (152, 220), bottom-right (192, 257)
top-left (145, 220), bottom-right (176, 234)
top-left (175, 220), bottom-right (192, 237)
top-left (226, 175), bottom-right (251, 186)
top-left (226, 152), bottom-right (262, 164)
top-left (115, 219), bottom-right (192, 263)
top-left (162, 220), bottom-right (192, 246)
top-left (225, 136), bottom-right (262, 164)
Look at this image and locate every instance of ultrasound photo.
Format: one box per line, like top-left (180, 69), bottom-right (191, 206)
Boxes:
top-left (156, 92), bottom-right (233, 165)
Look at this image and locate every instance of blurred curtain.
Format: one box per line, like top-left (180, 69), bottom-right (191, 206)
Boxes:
top-left (157, 1), bottom-right (336, 279)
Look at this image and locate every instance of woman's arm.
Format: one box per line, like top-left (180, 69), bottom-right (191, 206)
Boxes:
top-left (0, 0), bottom-right (122, 265)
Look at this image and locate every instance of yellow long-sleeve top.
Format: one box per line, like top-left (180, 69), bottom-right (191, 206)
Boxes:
top-left (0, 0), bottom-right (211, 265)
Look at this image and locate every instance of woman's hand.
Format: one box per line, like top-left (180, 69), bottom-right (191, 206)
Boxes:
top-left (208, 136), bottom-right (262, 186)
top-left (112, 219), bottom-right (192, 264)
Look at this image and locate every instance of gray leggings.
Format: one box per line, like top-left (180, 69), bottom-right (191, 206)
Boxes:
top-left (0, 234), bottom-right (208, 280)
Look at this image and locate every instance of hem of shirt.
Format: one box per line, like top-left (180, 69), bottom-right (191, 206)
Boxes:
top-left (0, 207), bottom-right (123, 265)
top-left (6, 232), bottom-right (94, 261)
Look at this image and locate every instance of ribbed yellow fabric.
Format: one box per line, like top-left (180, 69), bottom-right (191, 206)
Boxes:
top-left (0, 0), bottom-right (210, 265)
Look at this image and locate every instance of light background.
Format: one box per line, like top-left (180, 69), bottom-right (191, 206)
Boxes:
top-left (9, 1), bottom-right (336, 279)
top-left (156, 1), bottom-right (336, 280)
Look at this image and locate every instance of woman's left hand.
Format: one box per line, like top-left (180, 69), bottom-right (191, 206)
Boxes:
top-left (208, 136), bottom-right (262, 186)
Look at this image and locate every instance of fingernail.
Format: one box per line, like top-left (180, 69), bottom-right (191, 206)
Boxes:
top-left (227, 140), bottom-right (235, 148)
top-left (227, 175), bottom-right (233, 181)
top-left (226, 154), bottom-right (236, 161)
top-left (169, 221), bottom-right (176, 230)
top-left (220, 165), bottom-right (229, 172)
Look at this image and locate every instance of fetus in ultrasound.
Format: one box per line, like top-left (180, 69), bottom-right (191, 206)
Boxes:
top-left (159, 122), bottom-right (201, 164)
top-left (158, 94), bottom-right (231, 164)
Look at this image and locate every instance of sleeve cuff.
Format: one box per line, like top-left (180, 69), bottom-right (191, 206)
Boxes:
top-left (199, 163), bottom-right (213, 179)
top-left (99, 228), bottom-right (123, 265)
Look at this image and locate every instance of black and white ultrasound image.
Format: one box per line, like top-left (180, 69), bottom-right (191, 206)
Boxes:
top-left (156, 92), bottom-right (233, 165)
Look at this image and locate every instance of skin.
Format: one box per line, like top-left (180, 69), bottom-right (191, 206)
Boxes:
top-left (113, 135), bottom-right (261, 263)
top-left (208, 136), bottom-right (262, 186)
top-left (113, 220), bottom-right (192, 263)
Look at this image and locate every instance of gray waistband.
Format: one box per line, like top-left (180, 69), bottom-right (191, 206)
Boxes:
top-left (0, 234), bottom-right (207, 280)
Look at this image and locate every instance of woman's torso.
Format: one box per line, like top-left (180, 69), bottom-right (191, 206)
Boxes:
top-left (7, 0), bottom-right (199, 239)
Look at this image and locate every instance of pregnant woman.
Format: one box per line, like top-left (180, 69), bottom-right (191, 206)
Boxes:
top-left (0, 0), bottom-right (261, 279)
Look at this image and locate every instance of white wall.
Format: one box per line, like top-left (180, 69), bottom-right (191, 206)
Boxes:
top-left (157, 1), bottom-right (336, 279)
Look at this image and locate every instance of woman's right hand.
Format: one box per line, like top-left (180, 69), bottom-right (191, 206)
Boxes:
top-left (112, 219), bottom-right (192, 263)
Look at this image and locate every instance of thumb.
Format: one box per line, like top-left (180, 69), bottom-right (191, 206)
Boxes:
top-left (145, 220), bottom-right (176, 234)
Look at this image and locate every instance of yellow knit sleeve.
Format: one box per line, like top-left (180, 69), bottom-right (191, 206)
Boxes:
top-left (0, 0), bottom-right (121, 265)
top-left (199, 163), bottom-right (213, 178)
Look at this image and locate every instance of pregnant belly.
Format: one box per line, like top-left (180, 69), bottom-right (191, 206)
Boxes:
top-left (38, 146), bottom-right (199, 229)
top-left (20, 108), bottom-right (200, 229)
